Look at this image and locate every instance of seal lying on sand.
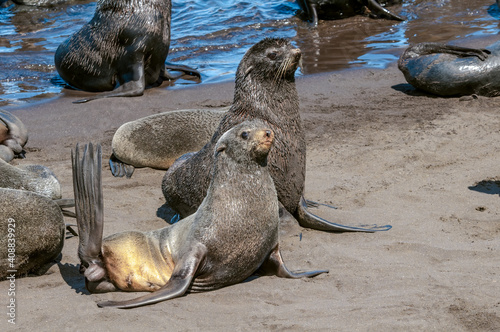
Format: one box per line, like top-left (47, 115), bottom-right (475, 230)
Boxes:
top-left (297, 0), bottom-right (405, 25)
top-left (398, 42), bottom-right (497, 97)
top-left (162, 38), bottom-right (390, 232)
top-left (0, 109), bottom-right (27, 162)
top-left (0, 188), bottom-right (65, 280)
top-left (0, 159), bottom-right (62, 199)
top-left (55, 0), bottom-right (200, 103)
top-left (110, 108), bottom-right (228, 178)
top-left (73, 122), bottom-right (327, 309)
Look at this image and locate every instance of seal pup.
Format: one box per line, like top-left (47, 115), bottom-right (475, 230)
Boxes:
top-left (0, 188), bottom-right (65, 280)
top-left (0, 109), bottom-right (27, 162)
top-left (297, 0), bottom-right (405, 26)
top-left (109, 108), bottom-right (228, 178)
top-left (398, 42), bottom-right (499, 97)
top-left (54, 0), bottom-right (201, 103)
top-left (162, 38), bottom-right (391, 232)
top-left (73, 122), bottom-right (327, 309)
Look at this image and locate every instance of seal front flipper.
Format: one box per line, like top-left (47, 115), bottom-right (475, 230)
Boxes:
top-left (297, 0), bottom-right (319, 26)
top-left (401, 43), bottom-right (491, 61)
top-left (365, 0), bottom-right (405, 21)
top-left (257, 243), bottom-right (328, 278)
top-left (109, 153), bottom-right (135, 178)
top-left (297, 196), bottom-right (392, 232)
top-left (97, 242), bottom-right (207, 309)
top-left (73, 62), bottom-right (146, 104)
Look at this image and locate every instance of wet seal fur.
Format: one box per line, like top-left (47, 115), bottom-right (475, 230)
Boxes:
top-left (0, 188), bottom-right (65, 280)
top-left (398, 42), bottom-right (498, 97)
top-left (109, 108), bottom-right (228, 178)
top-left (73, 122), bottom-right (327, 309)
top-left (55, 0), bottom-right (200, 103)
top-left (162, 38), bottom-right (391, 232)
top-left (297, 0), bottom-right (404, 25)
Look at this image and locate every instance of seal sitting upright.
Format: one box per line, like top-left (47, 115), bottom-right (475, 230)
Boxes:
top-left (55, 0), bottom-right (200, 103)
top-left (73, 121), bottom-right (327, 309)
top-left (162, 38), bottom-right (390, 232)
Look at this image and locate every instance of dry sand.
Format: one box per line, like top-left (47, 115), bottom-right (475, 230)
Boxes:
top-left (1, 62), bottom-right (500, 331)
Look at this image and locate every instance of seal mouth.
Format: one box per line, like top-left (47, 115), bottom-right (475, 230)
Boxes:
top-left (275, 48), bottom-right (302, 81)
top-left (254, 129), bottom-right (275, 156)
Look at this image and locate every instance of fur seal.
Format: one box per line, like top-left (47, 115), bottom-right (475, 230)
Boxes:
top-left (398, 42), bottom-right (499, 97)
top-left (162, 38), bottom-right (391, 232)
top-left (0, 159), bottom-right (62, 199)
top-left (0, 109), bottom-right (27, 162)
top-left (0, 188), bottom-right (65, 280)
top-left (54, 0), bottom-right (201, 103)
top-left (297, 0), bottom-right (405, 25)
top-left (73, 122), bottom-right (327, 309)
top-left (109, 108), bottom-right (228, 178)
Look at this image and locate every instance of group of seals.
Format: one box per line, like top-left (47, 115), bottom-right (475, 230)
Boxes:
top-left (297, 0), bottom-right (405, 25)
top-left (0, 110), bottom-right (68, 280)
top-left (73, 122), bottom-right (327, 309)
top-left (161, 38), bottom-right (390, 232)
top-left (55, 0), bottom-right (200, 103)
top-left (398, 41), bottom-right (498, 97)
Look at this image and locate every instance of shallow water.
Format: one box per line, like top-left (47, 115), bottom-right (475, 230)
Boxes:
top-left (0, 0), bottom-right (499, 107)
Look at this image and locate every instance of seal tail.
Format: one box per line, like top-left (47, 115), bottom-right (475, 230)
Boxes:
top-left (72, 143), bottom-right (107, 279)
top-left (365, 0), bottom-right (405, 21)
top-left (297, 196), bottom-right (392, 232)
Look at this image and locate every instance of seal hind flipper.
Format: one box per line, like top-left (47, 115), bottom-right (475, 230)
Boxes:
top-left (97, 242), bottom-right (207, 309)
top-left (297, 0), bottom-right (319, 26)
top-left (365, 0), bottom-right (405, 21)
top-left (72, 143), bottom-right (116, 292)
top-left (297, 196), bottom-right (392, 232)
top-left (109, 153), bottom-right (135, 178)
top-left (256, 243), bottom-right (328, 278)
top-left (163, 63), bottom-right (202, 80)
top-left (400, 43), bottom-right (491, 62)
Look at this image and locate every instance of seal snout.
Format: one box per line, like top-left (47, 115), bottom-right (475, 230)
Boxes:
top-left (256, 128), bottom-right (275, 151)
top-left (291, 48), bottom-right (302, 62)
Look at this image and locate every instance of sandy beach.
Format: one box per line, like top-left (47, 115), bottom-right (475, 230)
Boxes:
top-left (1, 59), bottom-right (500, 331)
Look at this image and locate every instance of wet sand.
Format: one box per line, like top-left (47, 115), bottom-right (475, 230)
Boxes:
top-left (1, 60), bottom-right (500, 330)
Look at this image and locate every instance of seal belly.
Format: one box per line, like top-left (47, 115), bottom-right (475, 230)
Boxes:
top-left (102, 231), bottom-right (174, 292)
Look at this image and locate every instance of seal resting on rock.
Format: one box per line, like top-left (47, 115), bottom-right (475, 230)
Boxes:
top-left (73, 122), bottom-right (327, 309)
top-left (0, 109), bottom-right (27, 162)
top-left (0, 188), bottom-right (65, 280)
top-left (162, 38), bottom-right (391, 232)
top-left (54, 0), bottom-right (201, 103)
top-left (109, 108), bottom-right (228, 178)
top-left (297, 0), bottom-right (405, 25)
top-left (398, 42), bottom-right (497, 97)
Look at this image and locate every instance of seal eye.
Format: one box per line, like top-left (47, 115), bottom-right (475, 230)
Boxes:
top-left (267, 52), bottom-right (277, 60)
top-left (241, 131), bottom-right (249, 140)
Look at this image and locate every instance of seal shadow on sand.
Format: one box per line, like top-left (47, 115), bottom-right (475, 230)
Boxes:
top-left (468, 179), bottom-right (500, 196)
top-left (391, 83), bottom-right (444, 98)
top-left (57, 262), bottom-right (89, 295)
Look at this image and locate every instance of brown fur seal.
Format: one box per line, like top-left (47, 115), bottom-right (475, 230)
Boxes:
top-left (73, 121), bottom-right (327, 309)
top-left (109, 108), bottom-right (228, 178)
top-left (162, 38), bottom-right (391, 232)
top-left (54, 0), bottom-right (201, 104)
top-left (0, 188), bottom-right (65, 280)
top-left (0, 109), bottom-right (27, 162)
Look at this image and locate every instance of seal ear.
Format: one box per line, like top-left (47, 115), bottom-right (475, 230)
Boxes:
top-left (243, 66), bottom-right (254, 79)
top-left (215, 143), bottom-right (227, 156)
